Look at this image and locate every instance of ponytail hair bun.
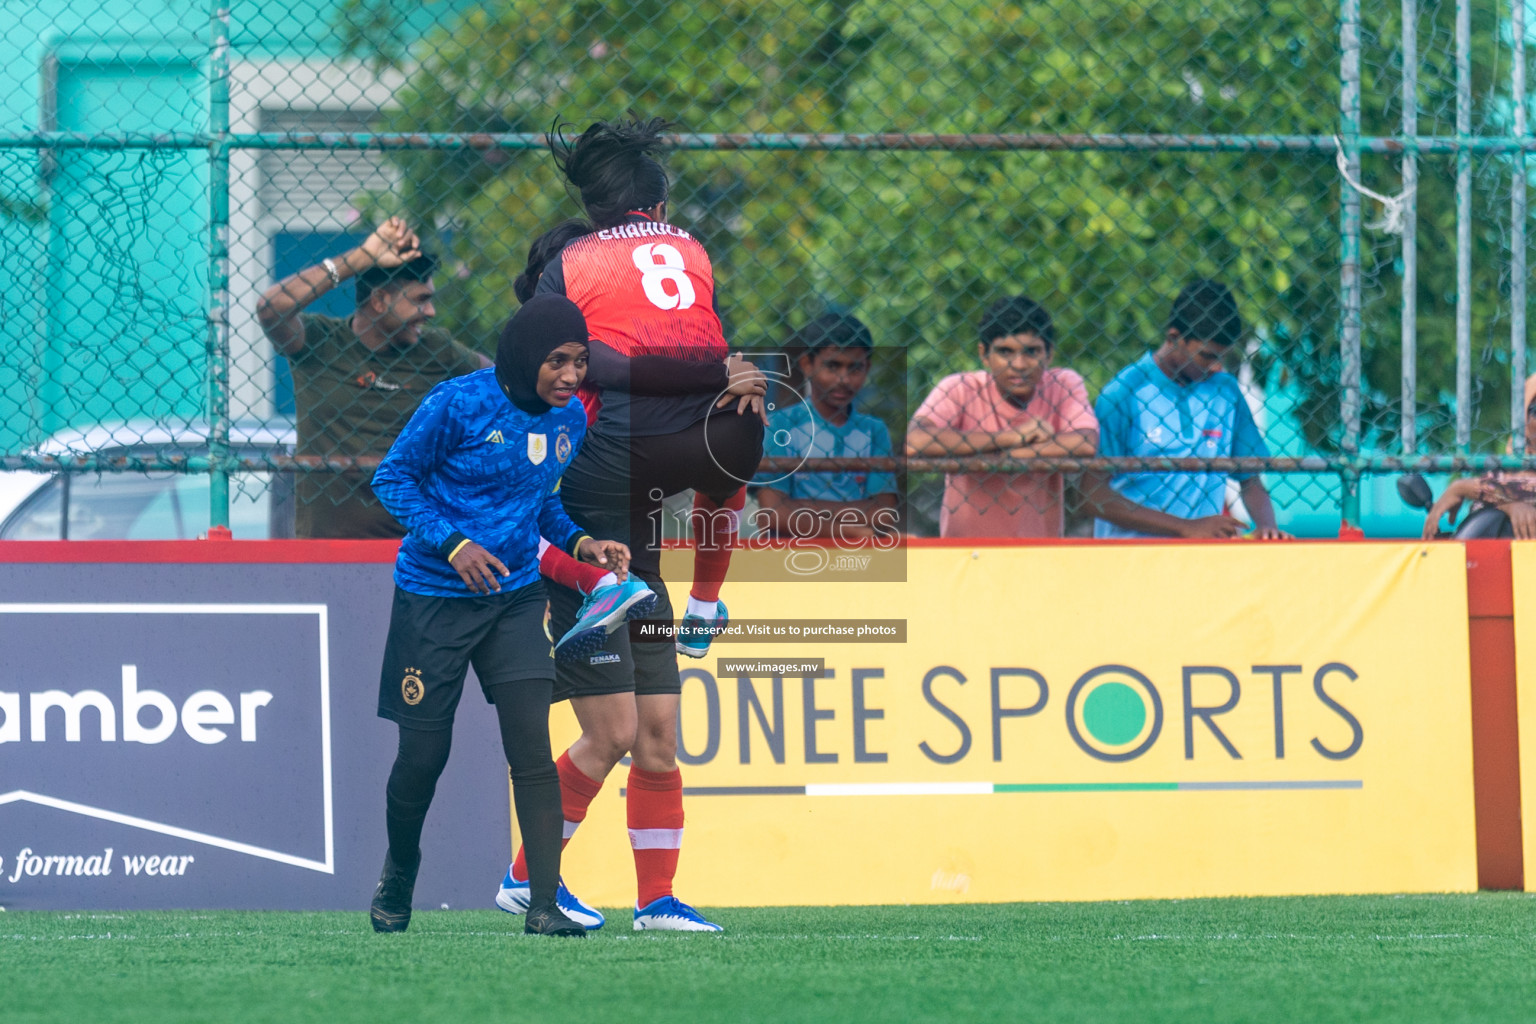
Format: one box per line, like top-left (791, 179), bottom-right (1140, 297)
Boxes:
top-left (548, 114), bottom-right (675, 228)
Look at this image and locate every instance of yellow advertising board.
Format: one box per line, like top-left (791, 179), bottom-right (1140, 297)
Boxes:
top-left (543, 543), bottom-right (1476, 905)
top-left (1508, 541), bottom-right (1536, 889)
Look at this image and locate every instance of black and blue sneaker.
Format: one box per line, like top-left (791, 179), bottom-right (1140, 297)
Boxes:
top-left (495, 867), bottom-right (606, 930)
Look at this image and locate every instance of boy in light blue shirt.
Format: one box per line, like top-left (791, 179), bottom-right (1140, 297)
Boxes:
top-left (1088, 281), bottom-right (1288, 539)
top-left (753, 314), bottom-right (899, 539)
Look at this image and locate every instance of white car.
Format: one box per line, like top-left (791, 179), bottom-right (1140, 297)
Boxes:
top-left (0, 419), bottom-right (297, 540)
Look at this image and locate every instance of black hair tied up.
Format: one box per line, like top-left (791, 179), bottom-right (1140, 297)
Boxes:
top-left (513, 219), bottom-right (593, 304)
top-left (548, 114), bottom-right (675, 228)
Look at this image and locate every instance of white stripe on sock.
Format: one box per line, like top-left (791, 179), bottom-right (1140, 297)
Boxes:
top-left (537, 537), bottom-right (552, 558)
top-left (628, 827), bottom-right (683, 850)
top-left (562, 819), bottom-right (581, 840)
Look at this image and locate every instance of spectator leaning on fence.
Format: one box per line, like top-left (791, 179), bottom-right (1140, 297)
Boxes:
top-left (905, 296), bottom-right (1097, 538)
top-left (255, 217), bottom-right (491, 539)
top-left (752, 313), bottom-right (899, 540)
top-left (1085, 280), bottom-right (1287, 540)
top-left (1421, 377), bottom-right (1536, 540)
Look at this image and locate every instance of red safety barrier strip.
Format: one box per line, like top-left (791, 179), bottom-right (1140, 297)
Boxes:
top-left (0, 539), bottom-right (401, 563)
top-left (1465, 539), bottom-right (1523, 890)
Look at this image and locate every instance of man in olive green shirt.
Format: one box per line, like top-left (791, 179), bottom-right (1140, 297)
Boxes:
top-left (256, 218), bottom-right (490, 537)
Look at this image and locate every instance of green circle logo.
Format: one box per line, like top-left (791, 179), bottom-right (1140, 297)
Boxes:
top-left (1081, 682), bottom-right (1146, 746)
top-left (1065, 666), bottom-right (1164, 762)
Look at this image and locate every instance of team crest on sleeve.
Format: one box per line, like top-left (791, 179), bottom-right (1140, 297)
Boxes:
top-left (555, 430), bottom-right (572, 464)
top-left (528, 433), bottom-right (548, 465)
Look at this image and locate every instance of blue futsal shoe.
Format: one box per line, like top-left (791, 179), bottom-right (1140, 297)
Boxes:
top-left (555, 579), bottom-right (657, 663)
top-left (495, 867), bottom-right (605, 930)
top-left (633, 895), bottom-right (723, 932)
top-left (674, 600), bottom-right (728, 659)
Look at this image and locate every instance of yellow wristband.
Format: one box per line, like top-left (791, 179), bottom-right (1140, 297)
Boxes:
top-left (447, 538), bottom-right (473, 562)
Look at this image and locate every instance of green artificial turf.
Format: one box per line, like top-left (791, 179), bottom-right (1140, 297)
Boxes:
top-left (4, 895), bottom-right (1535, 1023)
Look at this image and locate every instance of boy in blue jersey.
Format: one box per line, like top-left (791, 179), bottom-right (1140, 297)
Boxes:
top-left (366, 294), bottom-right (630, 936)
top-left (1085, 280), bottom-right (1289, 539)
top-left (753, 313), bottom-right (899, 539)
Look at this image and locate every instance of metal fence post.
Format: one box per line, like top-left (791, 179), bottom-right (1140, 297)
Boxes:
top-left (206, 1), bottom-right (232, 533)
top-left (1455, 0), bottom-right (1473, 453)
top-left (1341, 0), bottom-right (1364, 529)
top-left (1402, 0), bottom-right (1419, 455)
top-left (1513, 0), bottom-right (1529, 454)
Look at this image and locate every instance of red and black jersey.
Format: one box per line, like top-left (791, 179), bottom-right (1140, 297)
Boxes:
top-left (538, 213), bottom-right (730, 436)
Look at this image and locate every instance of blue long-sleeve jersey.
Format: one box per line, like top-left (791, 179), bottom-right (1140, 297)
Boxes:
top-left (371, 368), bottom-right (589, 597)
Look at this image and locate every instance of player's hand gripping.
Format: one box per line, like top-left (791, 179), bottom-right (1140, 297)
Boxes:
top-left (351, 216), bottom-right (423, 272)
top-left (449, 541), bottom-right (509, 594)
top-left (577, 538), bottom-right (632, 582)
top-left (718, 354), bottom-right (769, 422)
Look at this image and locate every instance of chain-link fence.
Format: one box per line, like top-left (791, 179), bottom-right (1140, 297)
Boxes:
top-left (1, 0), bottom-right (1534, 541)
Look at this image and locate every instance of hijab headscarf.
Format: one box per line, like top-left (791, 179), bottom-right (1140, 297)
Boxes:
top-left (495, 293), bottom-right (588, 415)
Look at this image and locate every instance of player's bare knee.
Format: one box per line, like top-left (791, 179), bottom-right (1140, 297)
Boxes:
top-left (637, 718), bottom-right (675, 751)
top-left (630, 748), bottom-right (677, 773)
top-left (631, 720), bottom-right (677, 770)
top-left (587, 723), bottom-right (636, 769)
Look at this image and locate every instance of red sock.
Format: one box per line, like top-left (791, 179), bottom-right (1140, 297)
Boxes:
top-left (689, 488), bottom-right (745, 603)
top-left (539, 539), bottom-right (610, 595)
top-left (510, 751), bottom-right (604, 883)
top-left (626, 766), bottom-right (683, 907)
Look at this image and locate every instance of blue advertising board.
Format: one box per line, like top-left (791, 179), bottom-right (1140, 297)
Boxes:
top-left (0, 552), bottom-right (511, 911)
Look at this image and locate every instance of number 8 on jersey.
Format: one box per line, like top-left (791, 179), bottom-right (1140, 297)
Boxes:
top-left (632, 243), bottom-right (696, 311)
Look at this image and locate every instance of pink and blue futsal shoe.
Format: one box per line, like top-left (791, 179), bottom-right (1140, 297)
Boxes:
top-left (555, 579), bottom-right (657, 662)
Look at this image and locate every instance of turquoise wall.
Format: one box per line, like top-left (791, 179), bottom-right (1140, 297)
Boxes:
top-left (1256, 366), bottom-right (1449, 539)
top-left (43, 48), bottom-right (208, 445)
top-left (0, 3), bottom-right (210, 451)
top-left (0, 0), bottom-right (465, 453)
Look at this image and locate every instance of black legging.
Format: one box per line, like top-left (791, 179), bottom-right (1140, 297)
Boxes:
top-left (384, 679), bottom-right (563, 908)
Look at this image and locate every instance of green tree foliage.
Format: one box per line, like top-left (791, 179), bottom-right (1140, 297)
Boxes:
top-left (340, 0), bottom-right (1525, 453)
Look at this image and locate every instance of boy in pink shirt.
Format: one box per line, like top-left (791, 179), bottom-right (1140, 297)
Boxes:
top-left (907, 296), bottom-right (1098, 537)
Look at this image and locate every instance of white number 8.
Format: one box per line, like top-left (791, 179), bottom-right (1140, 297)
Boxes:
top-left (631, 243), bottom-right (696, 311)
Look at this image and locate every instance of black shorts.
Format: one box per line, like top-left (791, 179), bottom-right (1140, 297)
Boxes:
top-left (549, 565), bottom-right (680, 702)
top-left (557, 414), bottom-right (763, 579)
top-left (549, 411), bottom-right (761, 702)
top-left (378, 582), bottom-right (553, 729)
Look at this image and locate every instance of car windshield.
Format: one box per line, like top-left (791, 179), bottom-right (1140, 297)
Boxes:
top-left (1, 470), bottom-right (283, 540)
